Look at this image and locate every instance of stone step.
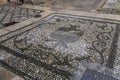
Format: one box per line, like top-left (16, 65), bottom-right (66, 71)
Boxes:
top-left (0, 67), bottom-right (24, 80)
top-left (11, 76), bottom-right (24, 80)
top-left (0, 67), bottom-right (16, 80)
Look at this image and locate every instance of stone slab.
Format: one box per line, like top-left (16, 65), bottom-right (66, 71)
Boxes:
top-left (0, 67), bottom-right (16, 80)
top-left (11, 76), bottom-right (24, 80)
top-left (81, 69), bottom-right (118, 80)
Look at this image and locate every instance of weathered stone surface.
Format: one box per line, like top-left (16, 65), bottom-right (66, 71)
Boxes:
top-left (0, 13), bottom-right (119, 80)
top-left (0, 67), bottom-right (16, 80)
top-left (81, 69), bottom-right (118, 80)
top-left (97, 0), bottom-right (120, 15)
top-left (103, 0), bottom-right (120, 9)
top-left (11, 76), bottom-right (24, 80)
top-left (39, 0), bottom-right (102, 11)
top-left (0, 5), bottom-right (43, 29)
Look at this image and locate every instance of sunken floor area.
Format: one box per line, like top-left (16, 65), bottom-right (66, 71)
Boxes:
top-left (0, 0), bottom-right (120, 80)
top-left (0, 5), bottom-right (43, 29)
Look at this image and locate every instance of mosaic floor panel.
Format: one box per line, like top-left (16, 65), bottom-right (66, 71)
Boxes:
top-left (0, 13), bottom-right (120, 80)
top-left (0, 5), bottom-right (44, 29)
top-left (97, 0), bottom-right (120, 15)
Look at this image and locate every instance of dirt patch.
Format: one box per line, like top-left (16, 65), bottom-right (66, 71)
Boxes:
top-left (44, 0), bottom-right (102, 11)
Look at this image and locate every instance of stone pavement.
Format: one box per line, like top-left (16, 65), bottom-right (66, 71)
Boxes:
top-left (0, 5), bottom-right (43, 29)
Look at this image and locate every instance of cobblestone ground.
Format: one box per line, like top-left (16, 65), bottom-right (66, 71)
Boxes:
top-left (0, 13), bottom-right (119, 80)
top-left (0, 5), bottom-right (43, 29)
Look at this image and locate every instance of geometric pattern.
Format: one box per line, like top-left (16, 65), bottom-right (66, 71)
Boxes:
top-left (0, 5), bottom-right (43, 28)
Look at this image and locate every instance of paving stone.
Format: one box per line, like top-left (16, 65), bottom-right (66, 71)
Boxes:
top-left (81, 69), bottom-right (118, 80)
top-left (0, 67), bottom-right (16, 80)
top-left (11, 76), bottom-right (24, 80)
